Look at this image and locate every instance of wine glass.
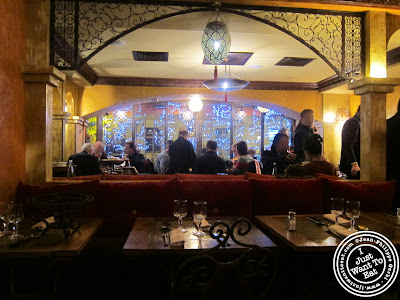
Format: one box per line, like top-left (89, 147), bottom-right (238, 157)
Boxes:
top-left (193, 201), bottom-right (207, 239)
top-left (8, 203), bottom-right (24, 240)
top-left (346, 200), bottom-right (360, 231)
top-left (330, 197), bottom-right (344, 225)
top-left (173, 200), bottom-right (187, 233)
top-left (0, 202), bottom-right (10, 235)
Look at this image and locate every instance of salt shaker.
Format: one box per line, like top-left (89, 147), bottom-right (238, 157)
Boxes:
top-left (396, 208), bottom-right (400, 226)
top-left (288, 210), bottom-right (296, 231)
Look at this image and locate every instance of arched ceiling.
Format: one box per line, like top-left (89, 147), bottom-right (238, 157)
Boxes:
top-left (87, 12), bottom-right (336, 83)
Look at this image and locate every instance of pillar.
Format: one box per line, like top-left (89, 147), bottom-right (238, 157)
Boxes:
top-left (23, 66), bottom-right (66, 184)
top-left (348, 78), bottom-right (400, 181)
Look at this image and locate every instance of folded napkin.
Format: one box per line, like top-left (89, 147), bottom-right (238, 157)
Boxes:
top-left (32, 216), bottom-right (55, 230)
top-left (193, 218), bottom-right (211, 228)
top-left (323, 214), bottom-right (351, 225)
top-left (169, 228), bottom-right (185, 247)
top-left (328, 224), bottom-right (357, 237)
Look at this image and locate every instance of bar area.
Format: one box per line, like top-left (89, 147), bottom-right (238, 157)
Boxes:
top-left (1, 0), bottom-right (400, 298)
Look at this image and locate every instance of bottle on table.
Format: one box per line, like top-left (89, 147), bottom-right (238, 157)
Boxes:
top-left (272, 162), bottom-right (278, 176)
top-left (67, 160), bottom-right (75, 177)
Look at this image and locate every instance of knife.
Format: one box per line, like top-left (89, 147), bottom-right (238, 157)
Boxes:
top-left (9, 231), bottom-right (43, 248)
top-left (306, 217), bottom-right (326, 225)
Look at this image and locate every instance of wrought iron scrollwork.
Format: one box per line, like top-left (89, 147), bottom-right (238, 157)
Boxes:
top-left (208, 217), bottom-right (254, 249)
top-left (51, 0), bottom-right (363, 79)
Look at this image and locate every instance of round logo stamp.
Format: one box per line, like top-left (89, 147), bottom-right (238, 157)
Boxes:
top-left (333, 231), bottom-right (399, 297)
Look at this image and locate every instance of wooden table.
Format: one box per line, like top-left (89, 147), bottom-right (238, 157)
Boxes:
top-left (0, 218), bottom-right (103, 257)
top-left (255, 213), bottom-right (400, 252)
top-left (123, 217), bottom-right (276, 255)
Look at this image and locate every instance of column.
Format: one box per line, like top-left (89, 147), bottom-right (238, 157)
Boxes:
top-left (348, 78), bottom-right (400, 181)
top-left (23, 66), bottom-right (66, 184)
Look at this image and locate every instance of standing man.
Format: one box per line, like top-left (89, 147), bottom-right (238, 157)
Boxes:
top-left (154, 140), bottom-right (174, 174)
top-left (340, 106), bottom-right (361, 179)
top-left (193, 140), bottom-right (226, 174)
top-left (294, 109), bottom-right (315, 162)
top-left (387, 100), bottom-right (400, 181)
top-left (168, 129), bottom-right (196, 173)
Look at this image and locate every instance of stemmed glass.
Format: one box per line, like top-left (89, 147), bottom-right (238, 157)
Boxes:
top-left (330, 197), bottom-right (344, 225)
top-left (346, 200), bottom-right (361, 231)
top-left (8, 202), bottom-right (24, 240)
top-left (0, 202), bottom-right (10, 236)
top-left (173, 200), bottom-right (187, 233)
top-left (193, 201), bottom-right (207, 239)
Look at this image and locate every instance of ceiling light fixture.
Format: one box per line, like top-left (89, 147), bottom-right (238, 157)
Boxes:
top-left (188, 95), bottom-right (203, 113)
top-left (201, 2), bottom-right (231, 65)
top-left (236, 105), bottom-right (247, 121)
top-left (203, 65), bottom-right (250, 92)
top-left (256, 106), bottom-right (269, 114)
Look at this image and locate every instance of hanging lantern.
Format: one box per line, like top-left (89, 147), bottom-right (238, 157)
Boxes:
top-left (236, 105), bottom-right (247, 121)
top-left (201, 4), bottom-right (231, 65)
top-left (188, 95), bottom-right (203, 113)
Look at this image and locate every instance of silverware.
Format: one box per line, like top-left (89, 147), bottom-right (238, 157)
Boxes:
top-left (306, 217), bottom-right (327, 226)
top-left (9, 230), bottom-right (43, 248)
top-left (321, 225), bottom-right (343, 240)
top-left (161, 226), bottom-right (170, 246)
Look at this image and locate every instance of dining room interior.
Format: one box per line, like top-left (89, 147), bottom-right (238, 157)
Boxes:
top-left (1, 0), bottom-right (400, 299)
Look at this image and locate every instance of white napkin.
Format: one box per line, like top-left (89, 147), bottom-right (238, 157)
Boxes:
top-left (32, 216), bottom-right (55, 230)
top-left (193, 218), bottom-right (211, 228)
top-left (169, 228), bottom-right (185, 247)
top-left (323, 214), bottom-right (351, 225)
top-left (328, 224), bottom-right (357, 237)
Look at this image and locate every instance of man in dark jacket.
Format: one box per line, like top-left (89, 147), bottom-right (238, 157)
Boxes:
top-left (169, 129), bottom-right (196, 173)
top-left (387, 100), bottom-right (400, 181)
top-left (340, 106), bottom-right (361, 179)
top-left (124, 141), bottom-right (146, 173)
top-left (68, 143), bottom-right (102, 176)
top-left (194, 140), bottom-right (226, 174)
top-left (294, 109), bottom-right (315, 162)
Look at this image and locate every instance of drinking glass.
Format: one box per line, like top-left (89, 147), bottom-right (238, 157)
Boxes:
top-left (173, 200), bottom-right (187, 233)
top-left (0, 202), bottom-right (10, 235)
top-left (346, 200), bottom-right (361, 231)
top-left (8, 203), bottom-right (24, 240)
top-left (330, 197), bottom-right (344, 225)
top-left (193, 201), bottom-right (207, 239)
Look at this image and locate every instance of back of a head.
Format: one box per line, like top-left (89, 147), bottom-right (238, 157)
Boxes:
top-left (166, 140), bottom-right (174, 148)
top-left (272, 133), bottom-right (288, 148)
top-left (82, 143), bottom-right (94, 153)
top-left (206, 140), bottom-right (217, 151)
top-left (126, 141), bottom-right (137, 152)
top-left (178, 129), bottom-right (189, 138)
top-left (300, 109), bottom-right (313, 119)
top-left (248, 148), bottom-right (256, 157)
top-left (236, 141), bottom-right (248, 156)
top-left (303, 134), bottom-right (323, 156)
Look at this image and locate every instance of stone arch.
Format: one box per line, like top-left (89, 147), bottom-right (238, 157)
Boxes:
top-left (65, 91), bottom-right (75, 115)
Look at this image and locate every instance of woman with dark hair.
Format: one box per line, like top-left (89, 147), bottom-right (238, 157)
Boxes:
top-left (261, 133), bottom-right (297, 174)
top-left (231, 141), bottom-right (261, 174)
top-left (304, 134), bottom-right (336, 176)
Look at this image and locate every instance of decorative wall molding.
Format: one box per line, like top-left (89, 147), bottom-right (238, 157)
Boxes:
top-left (95, 74), bottom-right (348, 92)
top-left (51, 0), bottom-right (364, 79)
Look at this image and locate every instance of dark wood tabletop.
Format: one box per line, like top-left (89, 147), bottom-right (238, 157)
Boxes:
top-left (123, 217), bottom-right (276, 255)
top-left (0, 218), bottom-right (103, 258)
top-left (255, 213), bottom-right (400, 252)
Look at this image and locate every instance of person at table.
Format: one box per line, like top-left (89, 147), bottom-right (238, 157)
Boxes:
top-left (168, 129), bottom-right (196, 173)
top-left (193, 140), bottom-right (226, 174)
top-left (387, 100), bottom-right (400, 181)
top-left (231, 141), bottom-right (261, 174)
top-left (340, 105), bottom-right (360, 179)
top-left (68, 143), bottom-right (102, 176)
top-left (294, 109), bottom-right (315, 163)
top-left (94, 141), bottom-right (107, 161)
top-left (303, 134), bottom-right (336, 176)
top-left (248, 148), bottom-right (257, 160)
top-left (231, 143), bottom-right (239, 167)
top-left (262, 133), bottom-right (297, 175)
top-left (154, 140), bottom-right (174, 174)
top-left (123, 141), bottom-right (146, 173)
top-left (278, 127), bottom-right (289, 136)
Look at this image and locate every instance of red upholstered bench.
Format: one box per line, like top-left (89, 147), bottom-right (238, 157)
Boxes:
top-left (176, 173), bottom-right (245, 180)
top-left (177, 179), bottom-right (253, 218)
top-left (251, 177), bottom-right (326, 215)
top-left (324, 179), bottom-right (396, 213)
top-left (102, 174), bottom-right (176, 180)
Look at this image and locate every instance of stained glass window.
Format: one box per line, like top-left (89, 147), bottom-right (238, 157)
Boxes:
top-left (86, 117), bottom-right (97, 144)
